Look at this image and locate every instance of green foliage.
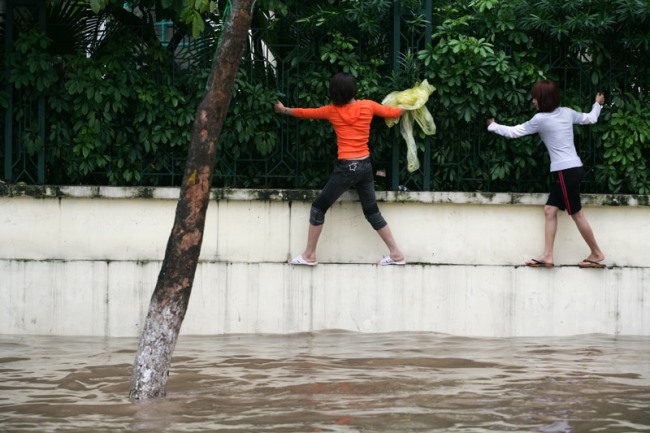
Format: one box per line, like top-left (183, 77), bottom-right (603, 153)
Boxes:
top-left (597, 95), bottom-right (650, 194)
top-left (7, 26), bottom-right (199, 185)
top-left (409, 0), bottom-right (648, 193)
top-left (7, 29), bottom-right (59, 93)
top-left (55, 42), bottom-right (196, 185)
top-left (89, 0), bottom-right (219, 38)
top-left (509, 0), bottom-right (650, 193)
top-left (4, 0), bottom-right (649, 193)
top-left (221, 72), bottom-right (280, 158)
top-left (260, 0), bottom-right (396, 188)
top-left (414, 1), bottom-right (548, 191)
top-left (5, 30), bottom-right (56, 157)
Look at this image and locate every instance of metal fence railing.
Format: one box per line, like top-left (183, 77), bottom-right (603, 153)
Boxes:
top-left (2, 1), bottom-right (648, 193)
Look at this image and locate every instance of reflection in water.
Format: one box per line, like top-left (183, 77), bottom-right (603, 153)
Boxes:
top-left (0, 332), bottom-right (649, 432)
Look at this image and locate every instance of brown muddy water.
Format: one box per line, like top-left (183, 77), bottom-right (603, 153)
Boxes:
top-left (0, 332), bottom-right (649, 432)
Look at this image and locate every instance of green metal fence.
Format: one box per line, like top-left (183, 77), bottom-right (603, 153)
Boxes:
top-left (2, 1), bottom-right (648, 192)
top-left (2, 0), bottom-right (46, 185)
top-left (211, 1), bottom-right (439, 192)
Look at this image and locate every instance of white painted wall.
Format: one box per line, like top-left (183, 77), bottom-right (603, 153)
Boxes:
top-left (1, 186), bottom-right (648, 337)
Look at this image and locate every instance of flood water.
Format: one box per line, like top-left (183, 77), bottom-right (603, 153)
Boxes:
top-left (1, 332), bottom-right (649, 432)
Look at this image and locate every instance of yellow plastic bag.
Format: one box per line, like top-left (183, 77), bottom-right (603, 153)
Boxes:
top-left (382, 80), bottom-right (436, 172)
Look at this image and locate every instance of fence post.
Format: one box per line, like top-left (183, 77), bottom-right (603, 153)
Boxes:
top-left (3, 0), bottom-right (47, 184)
top-left (37, 0), bottom-right (46, 184)
top-left (4, 0), bottom-right (14, 182)
top-left (390, 0), bottom-right (433, 192)
top-left (422, 0), bottom-right (432, 191)
top-left (390, 0), bottom-right (401, 192)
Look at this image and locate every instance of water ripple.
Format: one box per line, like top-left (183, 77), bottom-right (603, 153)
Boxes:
top-left (0, 332), bottom-right (648, 432)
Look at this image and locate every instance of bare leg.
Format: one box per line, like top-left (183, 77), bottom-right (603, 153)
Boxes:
top-left (570, 210), bottom-right (605, 262)
top-left (377, 225), bottom-right (405, 262)
top-left (527, 205), bottom-right (558, 265)
top-left (299, 223), bottom-right (322, 263)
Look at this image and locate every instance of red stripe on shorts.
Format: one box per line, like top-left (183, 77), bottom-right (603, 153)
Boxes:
top-left (558, 170), bottom-right (572, 214)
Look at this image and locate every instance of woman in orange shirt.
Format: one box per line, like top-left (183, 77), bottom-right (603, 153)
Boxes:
top-left (274, 72), bottom-right (406, 266)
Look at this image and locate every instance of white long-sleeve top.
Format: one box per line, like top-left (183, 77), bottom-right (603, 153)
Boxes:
top-left (487, 103), bottom-right (602, 172)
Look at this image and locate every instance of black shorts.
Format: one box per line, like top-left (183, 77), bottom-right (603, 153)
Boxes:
top-left (546, 166), bottom-right (584, 215)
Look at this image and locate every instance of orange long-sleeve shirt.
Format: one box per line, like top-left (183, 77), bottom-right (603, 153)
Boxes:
top-left (292, 100), bottom-right (401, 159)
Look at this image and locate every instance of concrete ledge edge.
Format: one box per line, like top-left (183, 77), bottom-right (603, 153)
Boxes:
top-left (1, 184), bottom-right (648, 207)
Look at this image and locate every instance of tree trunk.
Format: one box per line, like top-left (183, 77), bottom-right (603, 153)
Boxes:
top-left (129, 0), bottom-right (256, 400)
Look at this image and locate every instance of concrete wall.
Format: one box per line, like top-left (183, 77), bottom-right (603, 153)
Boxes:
top-left (1, 185), bottom-right (648, 337)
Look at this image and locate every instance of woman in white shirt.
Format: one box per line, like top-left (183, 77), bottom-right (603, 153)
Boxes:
top-left (486, 79), bottom-right (606, 268)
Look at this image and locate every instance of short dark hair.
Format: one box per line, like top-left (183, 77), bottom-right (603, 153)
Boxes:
top-left (329, 72), bottom-right (357, 106)
top-left (531, 80), bottom-right (561, 113)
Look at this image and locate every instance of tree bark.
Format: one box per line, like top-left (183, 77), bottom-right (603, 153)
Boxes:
top-left (129, 0), bottom-right (256, 400)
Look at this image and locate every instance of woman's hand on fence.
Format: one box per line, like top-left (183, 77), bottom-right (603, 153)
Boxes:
top-left (274, 101), bottom-right (293, 116)
top-left (595, 92), bottom-right (605, 105)
top-left (486, 117), bottom-right (495, 127)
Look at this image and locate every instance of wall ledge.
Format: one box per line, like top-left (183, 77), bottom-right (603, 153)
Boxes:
top-left (1, 184), bottom-right (648, 207)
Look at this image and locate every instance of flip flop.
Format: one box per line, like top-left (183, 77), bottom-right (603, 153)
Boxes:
top-left (289, 255), bottom-right (318, 266)
top-left (378, 256), bottom-right (406, 266)
top-left (578, 259), bottom-right (606, 269)
top-left (526, 258), bottom-right (554, 268)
